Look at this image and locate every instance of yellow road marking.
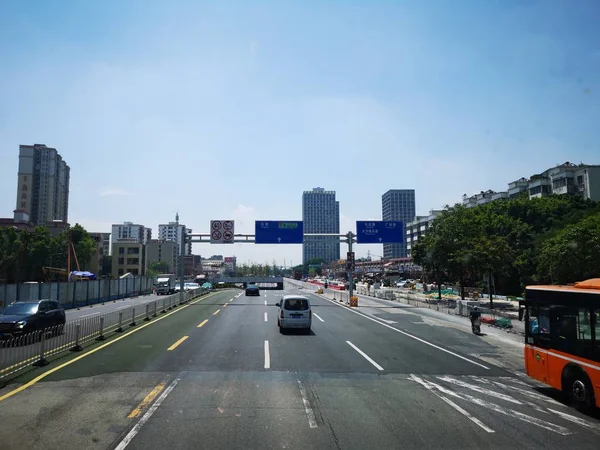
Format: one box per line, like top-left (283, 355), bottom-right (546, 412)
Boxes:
top-left (222, 303), bottom-right (228, 308)
top-left (167, 336), bottom-right (189, 351)
top-left (0, 290), bottom-right (227, 403)
top-left (197, 319), bottom-right (209, 328)
top-left (127, 381), bottom-right (166, 418)
top-left (213, 309), bottom-right (221, 316)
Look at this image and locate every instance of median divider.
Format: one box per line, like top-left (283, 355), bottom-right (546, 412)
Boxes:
top-left (0, 287), bottom-right (212, 386)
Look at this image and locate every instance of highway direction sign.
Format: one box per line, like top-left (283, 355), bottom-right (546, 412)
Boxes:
top-left (356, 221), bottom-right (404, 244)
top-left (255, 221), bottom-right (304, 244)
top-left (210, 220), bottom-right (235, 244)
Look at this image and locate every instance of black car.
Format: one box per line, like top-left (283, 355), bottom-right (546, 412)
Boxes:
top-left (0, 300), bottom-right (66, 338)
top-left (245, 285), bottom-right (260, 296)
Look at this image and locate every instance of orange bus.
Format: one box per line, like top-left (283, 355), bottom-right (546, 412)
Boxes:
top-left (523, 278), bottom-right (600, 409)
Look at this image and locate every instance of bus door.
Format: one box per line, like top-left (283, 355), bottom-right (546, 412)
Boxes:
top-left (525, 305), bottom-right (551, 384)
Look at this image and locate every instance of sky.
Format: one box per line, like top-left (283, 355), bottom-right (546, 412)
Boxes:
top-left (1, 0), bottom-right (599, 266)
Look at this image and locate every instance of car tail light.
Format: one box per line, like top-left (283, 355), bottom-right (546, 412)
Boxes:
top-left (309, 310), bottom-right (312, 319)
top-left (280, 310), bottom-right (284, 319)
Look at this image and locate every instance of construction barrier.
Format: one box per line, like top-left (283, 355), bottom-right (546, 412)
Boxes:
top-left (349, 296), bottom-right (358, 307)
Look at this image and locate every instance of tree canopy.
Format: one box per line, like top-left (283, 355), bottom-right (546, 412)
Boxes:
top-left (0, 223), bottom-right (97, 283)
top-left (412, 195), bottom-right (600, 296)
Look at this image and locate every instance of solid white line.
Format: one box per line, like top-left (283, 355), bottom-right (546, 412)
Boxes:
top-left (264, 312), bottom-right (268, 322)
top-left (409, 375), bottom-right (494, 433)
top-left (264, 340), bottom-right (270, 369)
top-left (346, 341), bottom-right (384, 371)
top-left (313, 313), bottom-right (324, 322)
top-left (297, 380), bottom-right (318, 428)
top-left (114, 372), bottom-right (185, 450)
top-left (318, 294), bottom-right (489, 370)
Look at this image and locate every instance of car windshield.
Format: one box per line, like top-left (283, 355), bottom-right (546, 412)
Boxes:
top-left (284, 298), bottom-right (309, 311)
top-left (2, 303), bottom-right (38, 316)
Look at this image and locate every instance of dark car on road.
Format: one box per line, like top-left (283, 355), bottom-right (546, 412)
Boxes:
top-left (0, 300), bottom-right (66, 339)
top-left (245, 284), bottom-right (260, 296)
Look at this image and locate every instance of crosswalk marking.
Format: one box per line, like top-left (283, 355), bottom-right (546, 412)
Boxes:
top-left (407, 374), bottom-right (600, 436)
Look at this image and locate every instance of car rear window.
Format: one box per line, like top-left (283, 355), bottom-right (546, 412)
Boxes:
top-left (284, 298), bottom-right (309, 311)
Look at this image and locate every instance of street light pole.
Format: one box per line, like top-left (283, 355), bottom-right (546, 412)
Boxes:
top-left (347, 231), bottom-right (355, 300)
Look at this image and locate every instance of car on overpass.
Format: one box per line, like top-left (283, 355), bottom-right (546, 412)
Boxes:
top-left (245, 284), bottom-right (260, 296)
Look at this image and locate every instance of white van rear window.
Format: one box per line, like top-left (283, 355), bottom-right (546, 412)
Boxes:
top-left (284, 298), bottom-right (309, 311)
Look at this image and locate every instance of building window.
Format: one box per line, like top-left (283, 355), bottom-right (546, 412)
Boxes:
top-left (118, 257), bottom-right (124, 264)
top-left (119, 247), bottom-right (125, 254)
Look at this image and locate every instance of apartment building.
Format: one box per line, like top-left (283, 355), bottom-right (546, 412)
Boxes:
top-left (111, 240), bottom-right (146, 277)
top-left (158, 221), bottom-right (192, 256)
top-left (15, 144), bottom-right (70, 226)
top-left (111, 222), bottom-right (151, 246)
top-left (405, 210), bottom-right (442, 257)
top-left (146, 240), bottom-right (177, 273)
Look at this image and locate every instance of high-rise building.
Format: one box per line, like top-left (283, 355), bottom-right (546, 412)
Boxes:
top-left (111, 222), bottom-right (151, 246)
top-left (302, 187), bottom-right (340, 264)
top-left (158, 222), bottom-right (192, 256)
top-left (15, 144), bottom-right (70, 226)
top-left (382, 189), bottom-right (416, 258)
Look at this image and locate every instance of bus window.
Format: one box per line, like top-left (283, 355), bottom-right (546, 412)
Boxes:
top-left (527, 306), bottom-right (550, 346)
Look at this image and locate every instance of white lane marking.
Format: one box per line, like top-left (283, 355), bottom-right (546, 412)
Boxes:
top-left (297, 380), bottom-right (318, 428)
top-left (264, 340), bottom-right (270, 369)
top-left (409, 375), bottom-right (494, 433)
top-left (436, 376), bottom-right (522, 404)
top-left (264, 312), bottom-right (268, 322)
top-left (346, 341), bottom-right (384, 371)
top-left (408, 376), bottom-right (571, 435)
top-left (265, 293), bottom-right (267, 297)
top-left (547, 408), bottom-right (600, 432)
top-left (264, 300), bottom-right (267, 305)
top-left (489, 380), bottom-right (563, 406)
top-left (317, 294), bottom-right (489, 370)
top-left (114, 372), bottom-right (185, 450)
top-left (313, 313), bottom-right (324, 322)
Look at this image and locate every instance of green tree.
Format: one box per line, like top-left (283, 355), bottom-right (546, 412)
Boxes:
top-left (538, 213), bottom-right (600, 284)
top-left (147, 260), bottom-right (170, 277)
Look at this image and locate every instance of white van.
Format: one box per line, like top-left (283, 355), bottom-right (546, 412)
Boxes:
top-left (276, 295), bottom-right (312, 333)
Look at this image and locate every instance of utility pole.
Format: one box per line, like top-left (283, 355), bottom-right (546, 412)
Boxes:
top-left (179, 219), bottom-right (185, 304)
top-left (347, 231), bottom-right (355, 300)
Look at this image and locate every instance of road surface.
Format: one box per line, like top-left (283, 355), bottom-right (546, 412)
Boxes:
top-left (0, 284), bottom-right (598, 450)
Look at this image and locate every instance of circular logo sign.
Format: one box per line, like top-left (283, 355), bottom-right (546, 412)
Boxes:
top-left (535, 352), bottom-right (541, 361)
top-left (223, 221), bottom-right (234, 231)
top-left (212, 221), bottom-right (222, 230)
top-left (223, 230), bottom-right (233, 241)
top-left (211, 230), bottom-right (222, 240)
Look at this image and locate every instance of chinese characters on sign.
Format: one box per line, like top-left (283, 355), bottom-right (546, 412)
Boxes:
top-left (18, 175), bottom-right (30, 211)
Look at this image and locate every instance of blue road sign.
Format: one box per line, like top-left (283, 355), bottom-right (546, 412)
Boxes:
top-left (255, 221), bottom-right (304, 244)
top-left (356, 221), bottom-right (404, 244)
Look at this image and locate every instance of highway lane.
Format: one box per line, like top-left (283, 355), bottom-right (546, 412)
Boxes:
top-left (0, 286), bottom-right (598, 449)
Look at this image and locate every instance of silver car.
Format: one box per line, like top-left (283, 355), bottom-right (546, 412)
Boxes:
top-left (276, 295), bottom-right (312, 333)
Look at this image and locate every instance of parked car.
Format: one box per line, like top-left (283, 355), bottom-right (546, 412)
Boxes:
top-left (0, 300), bottom-right (66, 338)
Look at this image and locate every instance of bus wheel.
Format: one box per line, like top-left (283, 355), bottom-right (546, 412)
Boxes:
top-left (564, 369), bottom-right (594, 410)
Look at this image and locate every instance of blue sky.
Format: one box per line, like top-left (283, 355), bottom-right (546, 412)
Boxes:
top-left (1, 0), bottom-right (599, 265)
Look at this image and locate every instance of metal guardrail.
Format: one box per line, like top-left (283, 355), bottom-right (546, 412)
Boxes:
top-left (0, 287), bottom-right (211, 384)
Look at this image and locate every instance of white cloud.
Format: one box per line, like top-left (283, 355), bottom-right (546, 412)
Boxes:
top-left (98, 187), bottom-right (135, 197)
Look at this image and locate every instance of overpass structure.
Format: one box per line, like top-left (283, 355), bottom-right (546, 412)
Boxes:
top-left (210, 276), bottom-right (284, 289)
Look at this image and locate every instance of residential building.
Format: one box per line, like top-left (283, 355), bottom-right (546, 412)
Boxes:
top-left (89, 232), bottom-right (111, 275)
top-left (111, 239), bottom-right (146, 277)
top-left (146, 240), bottom-right (177, 273)
top-left (406, 210), bottom-right (442, 257)
top-left (508, 178), bottom-right (529, 198)
top-left (302, 187), bottom-right (340, 264)
top-left (525, 162), bottom-right (600, 201)
top-left (15, 144), bottom-right (70, 226)
top-left (111, 222), bottom-right (151, 246)
top-left (158, 221), bottom-right (192, 256)
top-left (382, 189), bottom-right (416, 258)
top-left (46, 220), bottom-right (70, 237)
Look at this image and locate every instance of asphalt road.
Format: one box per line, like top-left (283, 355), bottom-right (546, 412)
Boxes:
top-left (0, 284), bottom-right (598, 450)
top-left (65, 292), bottom-right (177, 322)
